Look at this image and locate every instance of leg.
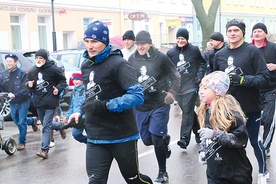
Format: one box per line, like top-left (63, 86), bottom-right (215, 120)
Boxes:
top-left (114, 141), bottom-right (152, 184)
top-left (177, 92), bottom-right (198, 148)
top-left (37, 108), bottom-right (55, 153)
top-left (148, 105), bottom-right (170, 182)
top-left (72, 126), bottom-right (87, 144)
top-left (246, 112), bottom-right (267, 174)
top-left (192, 111), bottom-right (201, 144)
top-left (262, 93), bottom-right (276, 152)
top-left (86, 143), bottom-right (113, 184)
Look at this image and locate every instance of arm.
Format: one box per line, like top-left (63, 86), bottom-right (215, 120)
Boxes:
top-left (107, 83), bottom-right (144, 113)
top-left (196, 48), bottom-right (207, 83)
top-left (213, 118), bottom-right (248, 148)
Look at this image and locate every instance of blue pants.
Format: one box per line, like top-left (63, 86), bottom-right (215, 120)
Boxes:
top-left (72, 125), bottom-right (87, 144)
top-left (36, 108), bottom-right (55, 152)
top-left (10, 100), bottom-right (35, 145)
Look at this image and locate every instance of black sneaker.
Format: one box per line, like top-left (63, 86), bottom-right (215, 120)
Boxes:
top-left (177, 139), bottom-right (187, 149)
top-left (154, 171), bottom-right (168, 183)
top-left (163, 135), bottom-right (171, 158)
top-left (195, 133), bottom-right (201, 144)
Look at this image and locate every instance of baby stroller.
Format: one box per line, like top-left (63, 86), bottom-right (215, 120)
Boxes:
top-left (0, 93), bottom-right (17, 155)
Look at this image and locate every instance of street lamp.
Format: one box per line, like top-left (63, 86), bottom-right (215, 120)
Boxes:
top-left (51, 0), bottom-right (57, 51)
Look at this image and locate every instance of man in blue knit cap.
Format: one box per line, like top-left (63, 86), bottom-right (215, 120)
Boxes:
top-left (68, 20), bottom-right (153, 184)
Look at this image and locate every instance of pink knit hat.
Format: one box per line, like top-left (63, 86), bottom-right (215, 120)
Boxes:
top-left (202, 71), bottom-right (230, 96)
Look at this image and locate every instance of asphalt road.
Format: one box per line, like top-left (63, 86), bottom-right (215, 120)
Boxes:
top-left (0, 104), bottom-right (275, 184)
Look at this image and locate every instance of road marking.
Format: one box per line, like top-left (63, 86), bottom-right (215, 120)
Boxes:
top-left (138, 139), bottom-right (178, 158)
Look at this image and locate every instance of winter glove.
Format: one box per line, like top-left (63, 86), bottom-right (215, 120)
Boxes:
top-left (61, 118), bottom-right (85, 129)
top-left (81, 100), bottom-right (108, 115)
top-left (162, 90), bottom-right (175, 104)
top-left (198, 128), bottom-right (214, 141)
top-left (229, 72), bottom-right (245, 86)
top-left (198, 151), bottom-right (207, 164)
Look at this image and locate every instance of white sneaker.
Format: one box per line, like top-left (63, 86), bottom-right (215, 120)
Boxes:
top-left (258, 172), bottom-right (269, 184)
top-left (49, 141), bottom-right (55, 148)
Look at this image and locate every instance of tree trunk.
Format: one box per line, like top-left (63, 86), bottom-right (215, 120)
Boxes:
top-left (191, 0), bottom-right (220, 51)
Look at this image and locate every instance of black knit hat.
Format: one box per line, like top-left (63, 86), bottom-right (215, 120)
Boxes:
top-left (176, 28), bottom-right (189, 40)
top-left (209, 32), bottom-right (224, 42)
top-left (252, 23), bottom-right (268, 34)
top-left (122, 30), bottom-right (135, 41)
top-left (135, 30), bottom-right (152, 44)
top-left (35, 49), bottom-right (48, 60)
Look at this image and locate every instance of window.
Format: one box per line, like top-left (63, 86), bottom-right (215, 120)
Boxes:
top-left (10, 16), bottom-right (22, 49)
top-left (83, 18), bottom-right (94, 31)
top-left (38, 17), bottom-right (47, 49)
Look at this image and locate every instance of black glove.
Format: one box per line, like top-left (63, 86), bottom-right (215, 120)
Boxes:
top-left (61, 118), bottom-right (85, 129)
top-left (229, 73), bottom-right (245, 86)
top-left (81, 100), bottom-right (108, 115)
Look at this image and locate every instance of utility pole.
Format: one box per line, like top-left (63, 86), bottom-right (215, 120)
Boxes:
top-left (51, 0), bottom-right (57, 51)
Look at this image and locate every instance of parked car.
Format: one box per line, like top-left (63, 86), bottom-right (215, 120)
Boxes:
top-left (0, 50), bottom-right (39, 120)
top-left (51, 49), bottom-right (85, 69)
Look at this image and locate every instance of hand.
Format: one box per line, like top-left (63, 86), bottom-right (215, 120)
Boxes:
top-left (81, 100), bottom-right (108, 115)
top-left (162, 90), bottom-right (175, 104)
top-left (28, 80), bottom-right (34, 88)
top-left (229, 73), bottom-right (245, 86)
top-left (53, 86), bottom-right (59, 95)
top-left (198, 151), bottom-right (207, 164)
top-left (198, 128), bottom-right (214, 141)
top-left (7, 92), bottom-right (15, 99)
top-left (68, 112), bottom-right (81, 124)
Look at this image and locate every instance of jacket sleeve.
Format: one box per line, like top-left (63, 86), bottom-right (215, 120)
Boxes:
top-left (54, 67), bottom-right (68, 95)
top-left (106, 83), bottom-right (144, 113)
top-left (213, 117), bottom-right (248, 148)
top-left (196, 49), bottom-right (207, 82)
top-left (243, 49), bottom-right (270, 88)
top-left (14, 71), bottom-right (30, 98)
top-left (165, 56), bottom-right (181, 96)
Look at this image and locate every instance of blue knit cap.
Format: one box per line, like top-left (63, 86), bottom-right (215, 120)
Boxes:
top-left (84, 20), bottom-right (109, 45)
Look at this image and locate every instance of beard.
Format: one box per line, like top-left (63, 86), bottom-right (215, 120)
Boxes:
top-left (36, 61), bottom-right (46, 68)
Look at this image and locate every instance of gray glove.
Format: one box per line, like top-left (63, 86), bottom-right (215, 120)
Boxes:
top-left (198, 151), bottom-right (206, 164)
top-left (162, 90), bottom-right (175, 104)
top-left (198, 128), bottom-right (214, 141)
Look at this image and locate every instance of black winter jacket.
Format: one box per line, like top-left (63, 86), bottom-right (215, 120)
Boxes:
top-left (27, 61), bottom-right (67, 109)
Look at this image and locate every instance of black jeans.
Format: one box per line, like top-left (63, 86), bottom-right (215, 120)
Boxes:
top-left (86, 140), bottom-right (152, 184)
